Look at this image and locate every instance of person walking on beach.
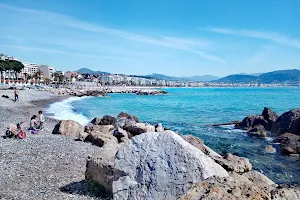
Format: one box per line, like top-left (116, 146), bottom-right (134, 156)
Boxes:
top-left (38, 111), bottom-right (45, 129)
top-left (14, 88), bottom-right (19, 102)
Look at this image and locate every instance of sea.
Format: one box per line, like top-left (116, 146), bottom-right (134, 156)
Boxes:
top-left (47, 87), bottom-right (300, 184)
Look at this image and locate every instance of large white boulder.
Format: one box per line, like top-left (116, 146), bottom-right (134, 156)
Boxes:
top-left (113, 131), bottom-right (228, 200)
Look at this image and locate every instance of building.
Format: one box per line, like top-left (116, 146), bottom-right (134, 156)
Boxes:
top-left (20, 62), bottom-right (39, 78)
top-left (38, 65), bottom-right (56, 80)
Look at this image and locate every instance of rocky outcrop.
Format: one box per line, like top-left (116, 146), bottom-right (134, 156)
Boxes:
top-left (262, 107), bottom-right (279, 130)
top-left (136, 90), bottom-right (168, 95)
top-left (178, 171), bottom-right (300, 200)
top-left (52, 120), bottom-right (84, 137)
top-left (271, 109), bottom-right (300, 136)
top-left (238, 115), bottom-right (268, 130)
top-left (113, 131), bottom-right (228, 200)
top-left (125, 123), bottom-right (155, 135)
top-left (213, 153), bottom-right (252, 173)
top-left (117, 112), bottom-right (139, 122)
top-left (248, 124), bottom-right (267, 137)
top-left (91, 116), bottom-right (116, 126)
top-left (275, 133), bottom-right (300, 155)
top-left (116, 112), bottom-right (139, 129)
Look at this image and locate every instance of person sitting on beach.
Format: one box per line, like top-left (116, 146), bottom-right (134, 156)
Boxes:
top-left (29, 115), bottom-right (40, 133)
top-left (38, 111), bottom-right (45, 129)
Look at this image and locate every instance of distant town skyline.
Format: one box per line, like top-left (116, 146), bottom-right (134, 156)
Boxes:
top-left (0, 0), bottom-right (300, 77)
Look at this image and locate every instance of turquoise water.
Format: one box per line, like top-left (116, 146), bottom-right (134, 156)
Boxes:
top-left (52, 87), bottom-right (300, 184)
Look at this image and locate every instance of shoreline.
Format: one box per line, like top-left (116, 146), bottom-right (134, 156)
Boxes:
top-left (0, 89), bottom-right (299, 199)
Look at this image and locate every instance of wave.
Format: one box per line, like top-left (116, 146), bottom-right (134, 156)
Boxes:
top-left (46, 97), bottom-right (91, 125)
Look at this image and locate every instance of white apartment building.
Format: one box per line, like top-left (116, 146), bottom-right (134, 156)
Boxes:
top-left (20, 62), bottom-right (39, 77)
top-left (39, 65), bottom-right (56, 80)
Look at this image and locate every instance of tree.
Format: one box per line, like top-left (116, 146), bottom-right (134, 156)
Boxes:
top-left (0, 60), bottom-right (25, 80)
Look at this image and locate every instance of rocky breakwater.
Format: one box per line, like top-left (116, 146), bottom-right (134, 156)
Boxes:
top-left (235, 107), bottom-right (300, 157)
top-left (104, 88), bottom-right (168, 95)
top-left (46, 88), bottom-right (107, 97)
top-left (52, 112), bottom-right (300, 199)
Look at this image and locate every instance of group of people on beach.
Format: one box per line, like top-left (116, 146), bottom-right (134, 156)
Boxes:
top-left (29, 111), bottom-right (45, 133)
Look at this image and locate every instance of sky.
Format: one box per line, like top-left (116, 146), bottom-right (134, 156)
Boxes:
top-left (0, 0), bottom-right (300, 77)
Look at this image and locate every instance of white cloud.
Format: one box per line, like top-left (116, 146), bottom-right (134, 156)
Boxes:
top-left (209, 28), bottom-right (300, 49)
top-left (0, 44), bottom-right (117, 59)
top-left (0, 4), bottom-right (225, 64)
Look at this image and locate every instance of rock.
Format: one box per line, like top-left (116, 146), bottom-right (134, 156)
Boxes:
top-left (117, 112), bottom-right (139, 122)
top-left (275, 133), bottom-right (300, 155)
top-left (52, 120), bottom-right (84, 137)
top-left (90, 117), bottom-right (102, 125)
top-left (78, 132), bottom-right (89, 141)
top-left (182, 135), bottom-right (222, 158)
top-left (271, 187), bottom-right (300, 200)
top-left (155, 123), bottom-right (164, 132)
top-left (239, 115), bottom-right (268, 130)
top-left (242, 171), bottom-right (275, 187)
top-left (248, 124), bottom-right (267, 137)
top-left (98, 116), bottom-right (116, 126)
top-left (179, 175), bottom-right (271, 200)
top-left (213, 153), bottom-right (252, 173)
top-left (85, 142), bottom-right (121, 194)
top-left (113, 127), bottom-right (129, 143)
top-left (84, 125), bottom-right (117, 147)
top-left (182, 134), bottom-right (206, 153)
top-left (265, 145), bottom-right (276, 154)
top-left (271, 108), bottom-right (300, 136)
top-left (113, 131), bottom-right (228, 200)
top-left (179, 172), bottom-right (281, 200)
top-left (262, 107), bottom-right (279, 130)
top-left (125, 123), bottom-right (155, 135)
top-left (86, 130), bottom-right (118, 147)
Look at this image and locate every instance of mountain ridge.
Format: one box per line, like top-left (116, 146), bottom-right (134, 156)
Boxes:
top-left (76, 68), bottom-right (300, 84)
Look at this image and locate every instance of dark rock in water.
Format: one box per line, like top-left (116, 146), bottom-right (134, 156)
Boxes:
top-left (275, 133), bottom-right (300, 155)
top-left (248, 124), bottom-right (267, 138)
top-left (271, 108), bottom-right (300, 136)
top-left (99, 115), bottom-right (116, 126)
top-left (117, 112), bottom-right (139, 123)
top-left (262, 107), bottom-right (279, 130)
top-left (239, 115), bottom-right (268, 130)
top-left (116, 112), bottom-right (139, 130)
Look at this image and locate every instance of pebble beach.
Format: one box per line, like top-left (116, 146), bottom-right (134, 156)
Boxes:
top-left (0, 89), bottom-right (107, 200)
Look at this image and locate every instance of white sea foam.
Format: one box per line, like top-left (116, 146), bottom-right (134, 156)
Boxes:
top-left (46, 97), bottom-right (91, 125)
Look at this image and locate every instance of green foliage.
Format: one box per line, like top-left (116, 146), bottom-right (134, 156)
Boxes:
top-left (0, 60), bottom-right (25, 72)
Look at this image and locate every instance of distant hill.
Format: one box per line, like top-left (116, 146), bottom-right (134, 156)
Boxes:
top-left (77, 68), bottom-right (109, 75)
top-left (145, 73), bottom-right (185, 81)
top-left (185, 75), bottom-right (220, 82)
top-left (214, 69), bottom-right (300, 84)
top-left (258, 69), bottom-right (300, 84)
top-left (215, 74), bottom-right (258, 83)
top-left (145, 73), bottom-right (219, 82)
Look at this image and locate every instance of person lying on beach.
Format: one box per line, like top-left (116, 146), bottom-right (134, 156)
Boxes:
top-left (29, 115), bottom-right (40, 133)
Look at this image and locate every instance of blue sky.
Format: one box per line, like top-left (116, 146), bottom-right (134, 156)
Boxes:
top-left (0, 0), bottom-right (299, 77)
